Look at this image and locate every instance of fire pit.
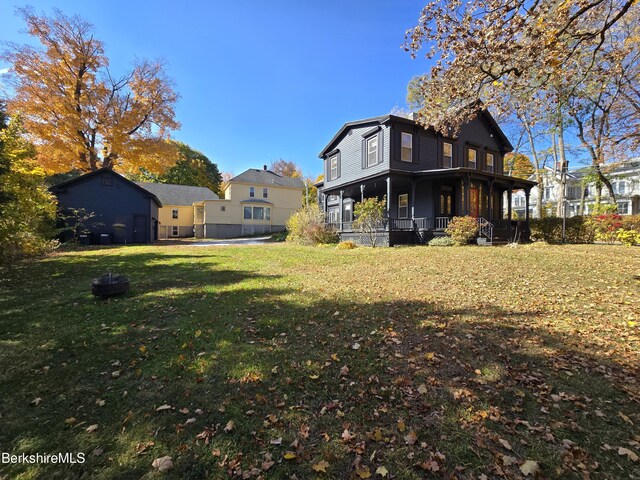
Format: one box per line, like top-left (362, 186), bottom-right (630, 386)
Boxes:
top-left (91, 272), bottom-right (130, 297)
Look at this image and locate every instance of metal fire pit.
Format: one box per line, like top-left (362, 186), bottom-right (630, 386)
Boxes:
top-left (91, 272), bottom-right (130, 298)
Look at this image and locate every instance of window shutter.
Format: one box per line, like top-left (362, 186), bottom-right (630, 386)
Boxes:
top-left (437, 141), bottom-right (442, 168)
top-left (362, 138), bottom-right (367, 169)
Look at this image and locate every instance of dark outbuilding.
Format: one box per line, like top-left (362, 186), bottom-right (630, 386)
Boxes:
top-left (51, 168), bottom-right (161, 244)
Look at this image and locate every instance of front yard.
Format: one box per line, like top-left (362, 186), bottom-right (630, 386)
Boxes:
top-left (0, 244), bottom-right (639, 479)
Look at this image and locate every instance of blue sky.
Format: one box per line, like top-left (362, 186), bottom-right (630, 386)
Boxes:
top-left (0, 1), bottom-right (430, 178)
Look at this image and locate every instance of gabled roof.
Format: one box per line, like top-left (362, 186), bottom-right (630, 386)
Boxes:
top-left (318, 110), bottom-right (514, 158)
top-left (135, 182), bottom-right (219, 206)
top-left (230, 168), bottom-right (305, 189)
top-left (50, 168), bottom-right (162, 207)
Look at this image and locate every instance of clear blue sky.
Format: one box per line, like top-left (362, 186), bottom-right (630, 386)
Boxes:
top-left (0, 1), bottom-right (430, 179)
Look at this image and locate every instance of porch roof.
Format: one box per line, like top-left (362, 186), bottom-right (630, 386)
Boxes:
top-left (320, 168), bottom-right (536, 195)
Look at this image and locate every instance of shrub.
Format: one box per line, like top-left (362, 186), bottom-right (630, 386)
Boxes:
top-left (621, 215), bottom-right (640, 232)
top-left (286, 205), bottom-right (338, 245)
top-left (590, 213), bottom-right (623, 244)
top-left (270, 231), bottom-right (288, 242)
top-left (529, 216), bottom-right (595, 244)
top-left (445, 216), bottom-right (478, 245)
top-left (428, 236), bottom-right (455, 247)
top-left (617, 229), bottom-right (640, 246)
top-left (353, 196), bottom-right (386, 248)
top-left (337, 241), bottom-right (357, 250)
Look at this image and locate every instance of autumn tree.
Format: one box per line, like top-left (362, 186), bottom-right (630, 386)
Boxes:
top-left (404, 0), bottom-right (637, 135)
top-left (353, 196), bottom-right (387, 248)
top-left (504, 153), bottom-right (535, 180)
top-left (270, 159), bottom-right (302, 178)
top-left (2, 8), bottom-right (180, 175)
top-left (0, 104), bottom-right (57, 263)
top-left (160, 141), bottom-right (223, 195)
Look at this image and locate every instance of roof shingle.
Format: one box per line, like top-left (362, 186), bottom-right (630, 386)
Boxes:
top-left (135, 182), bottom-right (219, 206)
top-left (230, 169), bottom-right (304, 189)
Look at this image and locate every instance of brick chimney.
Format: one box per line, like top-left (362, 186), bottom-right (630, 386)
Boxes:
top-left (263, 164), bottom-right (267, 171)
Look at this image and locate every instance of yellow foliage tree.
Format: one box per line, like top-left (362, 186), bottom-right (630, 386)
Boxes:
top-left (2, 8), bottom-right (180, 175)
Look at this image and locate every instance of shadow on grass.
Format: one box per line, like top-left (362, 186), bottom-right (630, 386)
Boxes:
top-left (0, 252), bottom-right (638, 479)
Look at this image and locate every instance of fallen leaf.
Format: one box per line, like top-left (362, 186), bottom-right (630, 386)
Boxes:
top-left (397, 419), bottom-right (406, 432)
top-left (86, 424), bottom-right (98, 433)
top-left (95, 399), bottom-right (105, 407)
top-left (312, 460), bottom-right (329, 472)
top-left (111, 370), bottom-right (120, 378)
top-left (224, 420), bottom-right (235, 432)
top-left (152, 455), bottom-right (173, 472)
top-left (619, 412), bottom-right (634, 425)
top-left (417, 384), bottom-right (428, 394)
top-left (618, 447), bottom-right (639, 462)
top-left (270, 437), bottom-right (282, 445)
top-left (520, 460), bottom-right (540, 476)
top-left (283, 451), bottom-right (297, 460)
top-left (499, 438), bottom-right (513, 451)
top-left (340, 365), bottom-right (350, 376)
top-left (356, 466), bottom-right (371, 478)
top-left (30, 397), bottom-right (43, 406)
top-left (502, 455), bottom-right (517, 466)
top-left (404, 430), bottom-right (418, 445)
top-left (352, 342), bottom-right (361, 350)
top-left (261, 460), bottom-right (275, 471)
top-left (64, 417), bottom-right (76, 425)
top-left (155, 404), bottom-right (172, 412)
top-left (376, 465), bottom-right (389, 477)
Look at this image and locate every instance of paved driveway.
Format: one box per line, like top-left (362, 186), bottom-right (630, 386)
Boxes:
top-left (189, 236), bottom-right (273, 247)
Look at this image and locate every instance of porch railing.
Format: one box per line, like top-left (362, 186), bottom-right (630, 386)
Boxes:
top-left (435, 217), bottom-right (450, 230)
top-left (389, 218), bottom-right (414, 231)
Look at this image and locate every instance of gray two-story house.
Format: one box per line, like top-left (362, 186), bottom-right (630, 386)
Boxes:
top-left (317, 111), bottom-right (535, 245)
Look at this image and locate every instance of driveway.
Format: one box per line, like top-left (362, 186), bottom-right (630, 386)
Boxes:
top-left (189, 236), bottom-right (274, 247)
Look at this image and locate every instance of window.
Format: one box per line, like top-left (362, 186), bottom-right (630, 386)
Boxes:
top-left (544, 186), bottom-right (553, 200)
top-left (398, 194), bottom-right (409, 218)
top-left (614, 181), bottom-right (627, 195)
top-left (171, 226), bottom-right (179, 236)
top-left (401, 133), bottom-right (412, 162)
top-left (367, 136), bottom-right (378, 167)
top-left (244, 206), bottom-right (252, 219)
top-left (263, 187), bottom-right (268, 198)
top-left (253, 206), bottom-right (264, 220)
top-left (249, 186), bottom-right (255, 197)
top-left (330, 155), bottom-right (338, 180)
top-left (220, 205), bottom-right (226, 212)
top-left (468, 148), bottom-right (477, 169)
top-left (618, 201), bottom-right (629, 214)
top-left (265, 208), bottom-right (271, 220)
top-left (443, 142), bottom-right (453, 168)
top-left (101, 177), bottom-right (113, 186)
top-left (172, 209), bottom-right (178, 219)
top-left (486, 153), bottom-right (494, 172)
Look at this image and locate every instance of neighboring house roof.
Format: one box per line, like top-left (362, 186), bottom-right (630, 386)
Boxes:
top-left (318, 111), bottom-right (513, 158)
top-left (230, 168), bottom-right (305, 189)
top-left (135, 182), bottom-right (219, 206)
top-left (50, 168), bottom-right (162, 207)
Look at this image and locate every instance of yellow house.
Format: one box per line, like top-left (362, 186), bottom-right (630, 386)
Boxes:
top-left (135, 182), bottom-right (219, 238)
top-left (194, 166), bottom-right (304, 238)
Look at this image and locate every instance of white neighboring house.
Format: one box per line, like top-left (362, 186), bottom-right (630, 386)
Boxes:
top-left (511, 159), bottom-right (640, 218)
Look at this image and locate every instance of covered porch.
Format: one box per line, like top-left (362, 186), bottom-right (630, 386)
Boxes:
top-left (320, 170), bottom-right (535, 246)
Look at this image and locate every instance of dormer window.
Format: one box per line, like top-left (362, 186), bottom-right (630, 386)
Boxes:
top-left (401, 133), bottom-right (412, 162)
top-left (367, 136), bottom-right (378, 167)
top-left (443, 142), bottom-right (453, 168)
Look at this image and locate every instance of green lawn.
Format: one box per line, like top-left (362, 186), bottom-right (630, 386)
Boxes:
top-left (1, 243), bottom-right (639, 479)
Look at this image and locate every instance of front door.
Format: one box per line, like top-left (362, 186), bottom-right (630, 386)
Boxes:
top-left (469, 187), bottom-right (480, 217)
top-left (133, 215), bottom-right (147, 243)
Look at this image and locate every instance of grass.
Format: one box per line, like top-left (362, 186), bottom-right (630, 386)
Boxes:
top-left (0, 243), bottom-right (639, 479)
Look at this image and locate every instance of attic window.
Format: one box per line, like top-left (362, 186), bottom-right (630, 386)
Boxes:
top-left (101, 177), bottom-right (113, 186)
top-left (172, 209), bottom-right (178, 219)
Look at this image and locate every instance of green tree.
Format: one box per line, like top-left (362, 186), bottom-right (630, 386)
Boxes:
top-left (0, 105), bottom-right (58, 263)
top-left (353, 196), bottom-right (387, 247)
top-left (160, 142), bottom-right (223, 195)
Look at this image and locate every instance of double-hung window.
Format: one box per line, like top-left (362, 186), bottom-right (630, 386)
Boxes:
top-left (486, 153), bottom-right (494, 172)
top-left (398, 194), bottom-right (409, 219)
top-left (401, 133), bottom-right (412, 162)
top-left (367, 136), bottom-right (378, 167)
top-left (330, 155), bottom-right (338, 180)
top-left (263, 187), bottom-right (268, 198)
top-left (171, 226), bottom-right (179, 236)
top-left (443, 142), bottom-right (453, 168)
top-left (249, 187), bottom-right (255, 198)
top-left (172, 209), bottom-right (179, 219)
top-left (468, 148), bottom-right (477, 169)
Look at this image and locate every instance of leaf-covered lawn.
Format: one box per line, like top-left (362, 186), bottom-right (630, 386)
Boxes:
top-left (0, 243), bottom-right (638, 479)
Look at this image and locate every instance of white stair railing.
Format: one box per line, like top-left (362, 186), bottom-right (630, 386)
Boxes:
top-left (476, 217), bottom-right (494, 243)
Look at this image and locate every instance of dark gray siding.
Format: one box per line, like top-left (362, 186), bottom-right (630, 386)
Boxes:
top-left (54, 171), bottom-right (157, 244)
top-left (454, 117), bottom-right (505, 174)
top-left (323, 123), bottom-right (390, 190)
